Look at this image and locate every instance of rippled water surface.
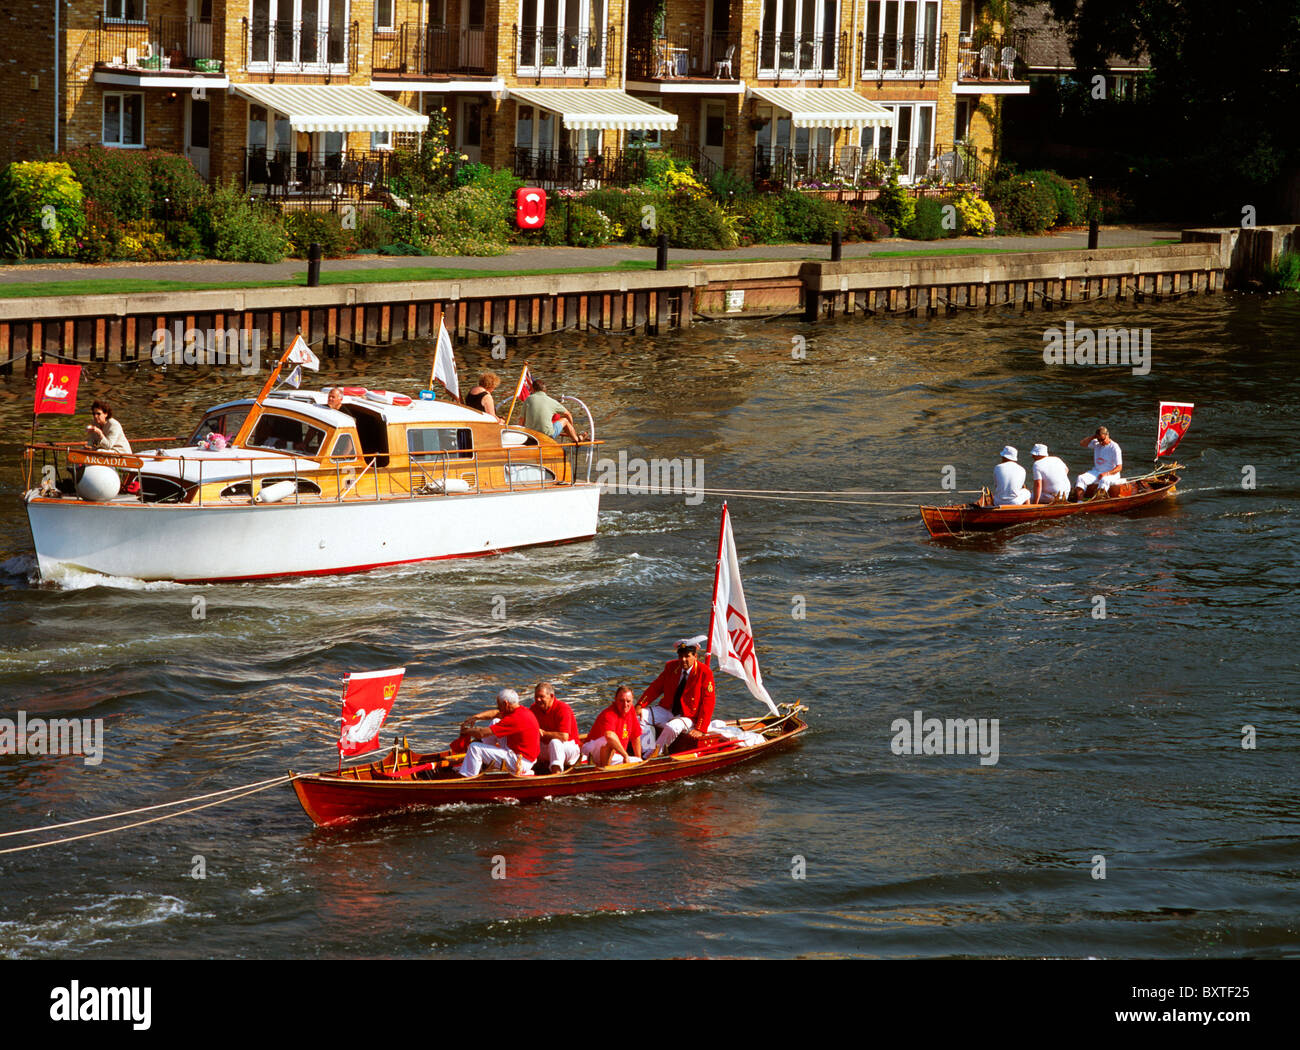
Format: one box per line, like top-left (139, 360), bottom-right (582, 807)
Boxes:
top-left (0, 292), bottom-right (1296, 958)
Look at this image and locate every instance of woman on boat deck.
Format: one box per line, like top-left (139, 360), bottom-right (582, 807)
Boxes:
top-left (464, 372), bottom-right (502, 419)
top-left (582, 686), bottom-right (643, 767)
top-left (457, 689), bottom-right (541, 777)
top-left (638, 636), bottom-right (716, 758)
top-left (85, 400), bottom-right (131, 454)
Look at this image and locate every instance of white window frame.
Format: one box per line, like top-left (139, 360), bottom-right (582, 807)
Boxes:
top-left (375, 0), bottom-right (394, 31)
top-left (371, 130), bottom-right (392, 150)
top-left (757, 0), bottom-right (842, 79)
top-left (104, 0), bottom-right (146, 22)
top-left (247, 0), bottom-right (352, 73)
top-left (102, 91), bottom-right (145, 148)
top-left (861, 101), bottom-right (934, 182)
top-left (516, 0), bottom-right (609, 78)
top-left (861, 0), bottom-right (942, 78)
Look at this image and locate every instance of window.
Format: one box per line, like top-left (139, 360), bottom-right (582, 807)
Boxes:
top-left (329, 433), bottom-right (357, 460)
top-left (518, 0), bottom-right (608, 75)
top-left (248, 413), bottom-right (326, 455)
top-left (515, 105), bottom-right (557, 153)
top-left (189, 407), bottom-right (250, 446)
top-left (407, 427), bottom-right (473, 460)
top-left (249, 0), bottom-right (350, 70)
top-left (104, 0), bottom-right (145, 21)
top-left (758, 0), bottom-right (841, 76)
top-left (863, 1), bottom-right (941, 76)
top-left (960, 0), bottom-right (975, 40)
top-left (102, 93), bottom-right (144, 148)
top-left (862, 102), bottom-right (934, 181)
top-left (371, 130), bottom-right (391, 150)
top-left (375, 0), bottom-right (394, 30)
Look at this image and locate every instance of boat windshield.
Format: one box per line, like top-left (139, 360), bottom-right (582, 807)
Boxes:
top-left (189, 407), bottom-right (250, 446)
top-left (247, 413), bottom-right (327, 455)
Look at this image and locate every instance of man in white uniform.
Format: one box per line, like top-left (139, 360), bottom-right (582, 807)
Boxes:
top-left (1074, 426), bottom-right (1123, 498)
top-left (1029, 443), bottom-right (1071, 503)
top-left (992, 446), bottom-right (1030, 506)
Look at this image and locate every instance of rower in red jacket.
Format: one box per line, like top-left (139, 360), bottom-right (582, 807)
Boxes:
top-left (638, 635), bottom-right (716, 757)
top-left (457, 689), bottom-right (541, 777)
top-left (531, 681), bottom-right (582, 774)
top-left (582, 685), bottom-right (644, 767)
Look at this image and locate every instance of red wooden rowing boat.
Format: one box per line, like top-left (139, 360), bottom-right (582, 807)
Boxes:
top-left (290, 707), bottom-right (808, 827)
top-left (919, 468), bottom-right (1181, 538)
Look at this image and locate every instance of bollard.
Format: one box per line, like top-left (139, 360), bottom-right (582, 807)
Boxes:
top-left (1087, 217), bottom-right (1099, 250)
top-left (831, 230), bottom-right (842, 262)
top-left (307, 242), bottom-right (322, 287)
top-left (656, 233), bottom-right (668, 271)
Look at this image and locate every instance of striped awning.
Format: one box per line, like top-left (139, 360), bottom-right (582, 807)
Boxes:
top-left (231, 84), bottom-right (428, 134)
top-left (749, 87), bottom-right (894, 129)
top-left (508, 88), bottom-right (678, 131)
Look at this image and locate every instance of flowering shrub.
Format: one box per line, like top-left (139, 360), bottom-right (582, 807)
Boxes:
top-left (0, 161), bottom-right (85, 257)
top-left (951, 192), bottom-right (996, 235)
top-left (868, 167), bottom-right (915, 236)
top-left (643, 151), bottom-right (708, 199)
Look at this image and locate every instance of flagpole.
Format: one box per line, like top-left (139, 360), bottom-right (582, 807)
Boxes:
top-left (705, 501), bottom-right (728, 661)
top-left (503, 362), bottom-right (529, 428)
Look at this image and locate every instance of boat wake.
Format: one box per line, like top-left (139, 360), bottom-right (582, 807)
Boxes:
top-left (36, 564), bottom-right (185, 592)
top-left (0, 894), bottom-right (197, 959)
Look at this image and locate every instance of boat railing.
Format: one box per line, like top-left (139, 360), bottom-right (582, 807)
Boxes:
top-left (560, 395), bottom-right (597, 483)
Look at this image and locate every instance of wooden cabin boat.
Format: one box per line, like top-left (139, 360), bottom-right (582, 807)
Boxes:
top-left (919, 469), bottom-right (1180, 538)
top-left (22, 385), bottom-right (599, 582)
top-left (290, 706), bottom-right (808, 827)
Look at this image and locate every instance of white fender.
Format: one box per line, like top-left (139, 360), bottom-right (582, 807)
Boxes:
top-left (255, 480), bottom-right (297, 504)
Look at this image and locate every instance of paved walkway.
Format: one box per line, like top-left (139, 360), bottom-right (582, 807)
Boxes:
top-left (0, 226), bottom-right (1183, 288)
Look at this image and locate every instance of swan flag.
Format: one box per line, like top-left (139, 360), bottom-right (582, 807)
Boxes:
top-left (707, 503), bottom-right (778, 715)
top-left (1156, 401), bottom-right (1194, 458)
top-left (337, 667), bottom-right (406, 757)
top-left (33, 363), bottom-right (81, 415)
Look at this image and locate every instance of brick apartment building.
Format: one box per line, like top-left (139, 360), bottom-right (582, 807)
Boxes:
top-left (0, 1), bottom-right (1026, 197)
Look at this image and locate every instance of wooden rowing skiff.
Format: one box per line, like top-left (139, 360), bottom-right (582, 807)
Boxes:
top-left (919, 469), bottom-right (1181, 538)
top-left (291, 707), bottom-right (808, 826)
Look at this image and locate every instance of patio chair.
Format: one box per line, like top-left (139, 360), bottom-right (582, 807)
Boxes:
top-left (714, 43), bottom-right (735, 78)
top-left (978, 44), bottom-right (996, 78)
top-left (1000, 46), bottom-right (1017, 79)
top-left (655, 38), bottom-right (673, 78)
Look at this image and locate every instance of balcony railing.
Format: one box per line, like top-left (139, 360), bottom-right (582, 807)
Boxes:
top-left (95, 14), bottom-right (224, 71)
top-left (860, 31), bottom-right (944, 78)
top-left (244, 147), bottom-right (400, 200)
top-left (956, 32), bottom-right (1028, 82)
top-left (372, 22), bottom-right (497, 77)
top-left (626, 29), bottom-right (741, 80)
top-left (514, 25), bottom-right (616, 78)
top-left (755, 31), bottom-right (846, 80)
top-left (513, 147), bottom-right (647, 189)
top-left (243, 18), bottom-right (359, 74)
top-left (755, 143), bottom-right (989, 189)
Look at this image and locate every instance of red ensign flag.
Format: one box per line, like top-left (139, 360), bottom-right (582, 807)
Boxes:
top-left (33, 364), bottom-right (81, 415)
top-left (1156, 401), bottom-right (1194, 458)
top-left (337, 667), bottom-right (405, 757)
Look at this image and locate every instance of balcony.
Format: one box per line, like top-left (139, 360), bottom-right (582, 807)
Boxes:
top-left (371, 22), bottom-right (498, 79)
top-left (755, 143), bottom-right (989, 189)
top-left (243, 18), bottom-right (359, 75)
top-left (243, 147), bottom-right (400, 202)
top-left (94, 14), bottom-right (228, 81)
top-left (860, 31), bottom-right (945, 79)
top-left (954, 32), bottom-right (1029, 92)
top-left (626, 30), bottom-right (741, 82)
top-left (514, 25), bottom-right (616, 79)
top-left (755, 31), bottom-right (847, 82)
top-left (513, 147), bottom-right (647, 189)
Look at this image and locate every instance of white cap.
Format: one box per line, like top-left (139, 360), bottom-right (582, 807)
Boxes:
top-left (675, 634), bottom-right (707, 651)
top-left (1000, 446), bottom-right (1018, 462)
top-left (496, 688), bottom-right (520, 706)
top-left (1030, 443), bottom-right (1049, 457)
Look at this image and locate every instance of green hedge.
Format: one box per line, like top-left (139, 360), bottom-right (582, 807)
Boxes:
top-left (0, 160), bottom-right (85, 257)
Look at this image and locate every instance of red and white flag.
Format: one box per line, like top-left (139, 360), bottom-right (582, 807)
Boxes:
top-left (33, 363), bottom-right (81, 415)
top-left (286, 334), bottom-right (320, 371)
top-left (514, 363), bottom-right (534, 405)
top-left (337, 667), bottom-right (405, 757)
top-left (708, 503), bottom-right (778, 715)
top-left (1156, 401), bottom-right (1194, 458)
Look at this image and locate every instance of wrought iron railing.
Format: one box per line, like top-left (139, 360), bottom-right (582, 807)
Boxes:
top-left (243, 147), bottom-right (400, 199)
top-left (95, 14), bottom-right (223, 70)
top-left (755, 30), bottom-right (846, 79)
top-left (859, 31), bottom-right (944, 78)
top-left (371, 22), bottom-right (497, 76)
top-left (514, 24), bottom-right (616, 78)
top-left (512, 147), bottom-right (647, 189)
top-left (243, 18), bottom-right (359, 73)
top-left (956, 32), bottom-right (1028, 81)
top-left (755, 143), bottom-right (989, 189)
top-left (626, 29), bottom-right (741, 80)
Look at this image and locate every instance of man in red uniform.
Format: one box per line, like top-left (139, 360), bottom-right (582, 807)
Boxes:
top-left (457, 689), bottom-right (541, 776)
top-left (582, 686), bottom-right (643, 767)
top-left (638, 636), bottom-right (716, 758)
top-left (531, 681), bottom-right (582, 774)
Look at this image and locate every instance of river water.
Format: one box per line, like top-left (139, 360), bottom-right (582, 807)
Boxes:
top-left (0, 292), bottom-right (1295, 959)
